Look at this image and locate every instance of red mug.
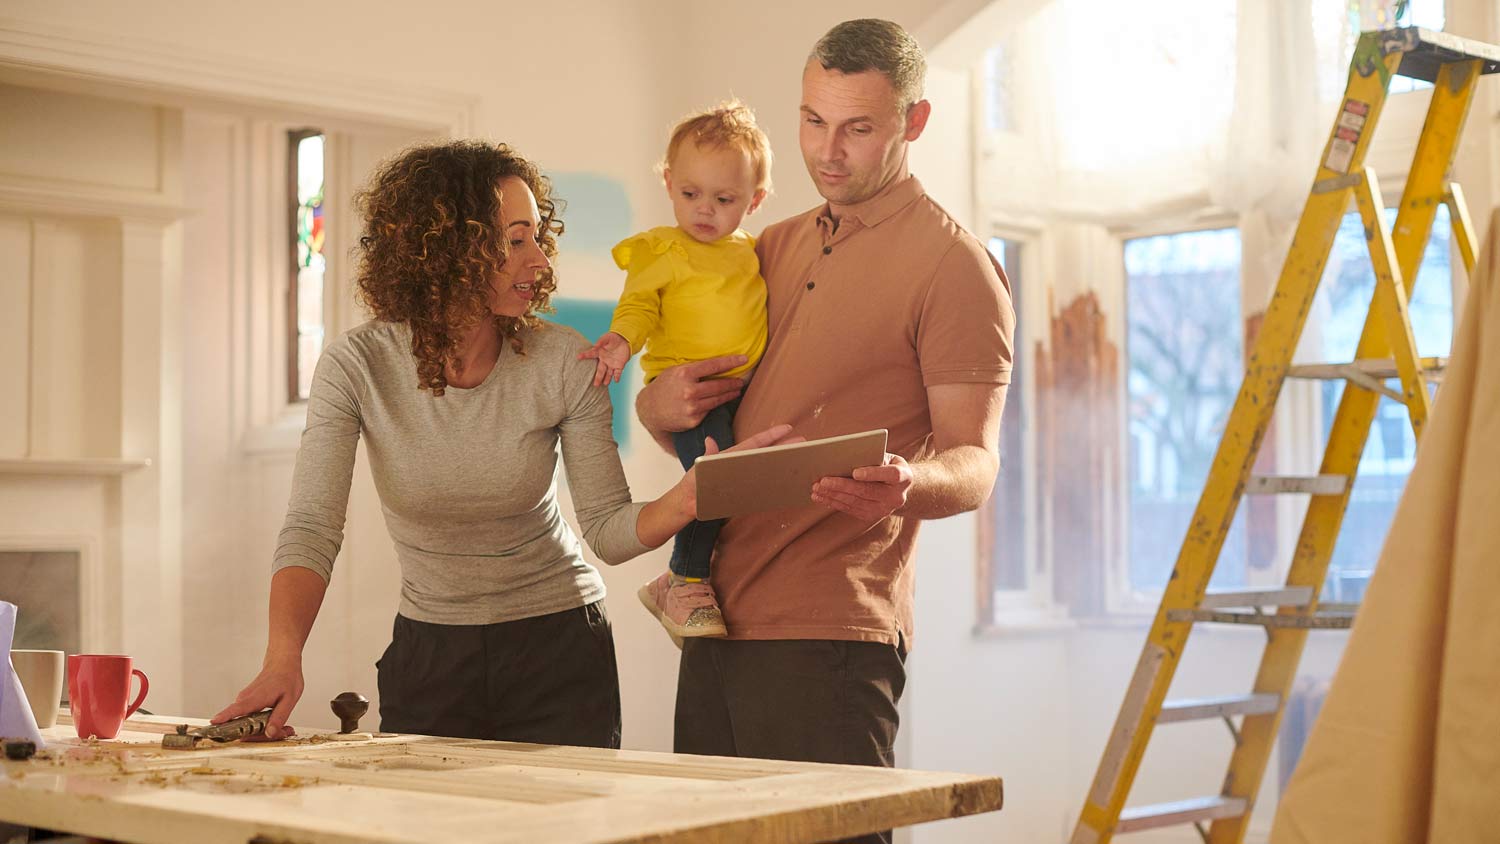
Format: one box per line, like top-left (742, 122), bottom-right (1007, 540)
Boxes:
top-left (67, 654), bottom-right (149, 740)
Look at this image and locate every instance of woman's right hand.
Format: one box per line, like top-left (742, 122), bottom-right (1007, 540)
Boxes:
top-left (634, 423), bottom-right (802, 548)
top-left (211, 653), bottom-right (304, 740)
top-left (675, 423), bottom-right (802, 521)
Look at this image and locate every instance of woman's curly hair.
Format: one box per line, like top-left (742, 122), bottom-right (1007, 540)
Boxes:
top-left (353, 141), bottom-right (563, 396)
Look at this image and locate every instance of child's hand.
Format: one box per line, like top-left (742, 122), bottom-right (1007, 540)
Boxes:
top-left (578, 332), bottom-right (633, 386)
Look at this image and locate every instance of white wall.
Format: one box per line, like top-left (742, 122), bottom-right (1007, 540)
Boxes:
top-left (0, 85), bottom-right (162, 461)
top-left (671, 1), bottom-right (941, 227)
top-left (0, 80), bottom-right (188, 709)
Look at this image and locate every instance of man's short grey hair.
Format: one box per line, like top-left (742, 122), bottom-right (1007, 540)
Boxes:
top-left (809, 19), bottom-right (927, 112)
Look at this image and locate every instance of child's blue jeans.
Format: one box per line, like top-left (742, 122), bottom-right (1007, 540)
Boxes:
top-left (669, 397), bottom-right (740, 580)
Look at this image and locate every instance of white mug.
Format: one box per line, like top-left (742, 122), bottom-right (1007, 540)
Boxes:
top-left (10, 649), bottom-right (65, 729)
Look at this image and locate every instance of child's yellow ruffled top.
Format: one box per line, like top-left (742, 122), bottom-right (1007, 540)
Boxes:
top-left (608, 226), bottom-right (766, 383)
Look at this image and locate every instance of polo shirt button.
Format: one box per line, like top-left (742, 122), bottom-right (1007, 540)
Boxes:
top-left (822, 246), bottom-right (832, 255)
top-left (806, 281), bottom-right (816, 290)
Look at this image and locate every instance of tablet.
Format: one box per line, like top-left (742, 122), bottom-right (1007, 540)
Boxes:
top-left (693, 429), bottom-right (889, 521)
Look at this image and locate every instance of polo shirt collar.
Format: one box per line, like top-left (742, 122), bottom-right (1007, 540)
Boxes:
top-left (816, 169), bottom-right (925, 233)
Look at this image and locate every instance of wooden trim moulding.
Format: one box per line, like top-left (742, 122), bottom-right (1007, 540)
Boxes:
top-left (0, 457), bottom-right (151, 476)
top-left (0, 17), bottom-right (475, 136)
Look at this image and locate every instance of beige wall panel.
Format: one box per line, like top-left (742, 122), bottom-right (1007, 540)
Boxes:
top-left (0, 214), bottom-right (31, 457)
top-left (28, 218), bottom-right (121, 458)
top-left (177, 111), bottom-right (242, 714)
top-left (0, 84), bottom-right (163, 192)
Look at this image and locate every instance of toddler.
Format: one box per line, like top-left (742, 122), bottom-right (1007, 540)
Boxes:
top-left (581, 100), bottom-right (771, 643)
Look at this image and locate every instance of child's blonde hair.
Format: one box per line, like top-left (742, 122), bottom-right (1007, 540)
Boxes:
top-left (661, 99), bottom-right (773, 194)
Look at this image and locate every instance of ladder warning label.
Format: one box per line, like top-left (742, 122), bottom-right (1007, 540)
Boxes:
top-left (1324, 99), bottom-right (1370, 174)
top-left (1325, 139), bottom-right (1356, 174)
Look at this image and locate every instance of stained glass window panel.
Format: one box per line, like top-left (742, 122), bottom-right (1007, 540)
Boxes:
top-left (292, 132), bottom-right (326, 402)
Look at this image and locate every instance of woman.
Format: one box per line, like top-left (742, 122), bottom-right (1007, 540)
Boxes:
top-left (212, 141), bottom-right (789, 747)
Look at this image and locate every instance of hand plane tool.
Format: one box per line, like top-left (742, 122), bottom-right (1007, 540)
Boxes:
top-left (162, 710), bottom-right (272, 749)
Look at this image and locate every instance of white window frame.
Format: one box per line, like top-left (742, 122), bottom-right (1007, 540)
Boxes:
top-left (976, 219), bottom-right (1075, 631)
top-left (1108, 215), bottom-right (1257, 615)
top-left (240, 122), bottom-right (347, 453)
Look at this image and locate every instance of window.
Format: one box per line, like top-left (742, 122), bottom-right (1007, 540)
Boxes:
top-left (1334, 0), bottom-right (1447, 95)
top-left (1124, 227), bottom-right (1249, 592)
top-left (985, 237), bottom-right (1027, 599)
top-left (983, 39), bottom-right (1018, 134)
top-left (1315, 205), bottom-right (1453, 603)
top-left (1388, 0), bottom-right (1445, 94)
top-left (289, 130), bottom-right (327, 403)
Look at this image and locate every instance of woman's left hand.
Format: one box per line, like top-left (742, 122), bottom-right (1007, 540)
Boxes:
top-left (677, 424), bottom-right (800, 521)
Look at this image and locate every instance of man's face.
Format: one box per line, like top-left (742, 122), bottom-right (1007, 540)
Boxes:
top-left (798, 61), bottom-right (927, 208)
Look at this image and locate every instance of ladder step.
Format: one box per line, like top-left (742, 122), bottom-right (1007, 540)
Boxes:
top-left (1198, 587), bottom-right (1313, 609)
top-left (1166, 608), bottom-right (1356, 629)
top-left (1287, 356), bottom-right (1447, 381)
top-left (1247, 474), bottom-right (1349, 495)
top-left (1117, 796), bottom-right (1248, 833)
top-left (1158, 693), bottom-right (1281, 724)
top-left (1318, 602), bottom-right (1361, 614)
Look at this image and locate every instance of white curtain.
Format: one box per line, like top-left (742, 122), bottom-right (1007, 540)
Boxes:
top-left (995, 0), bottom-right (1411, 225)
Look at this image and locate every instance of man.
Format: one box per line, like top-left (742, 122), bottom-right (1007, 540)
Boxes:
top-left (636, 18), bottom-right (1014, 843)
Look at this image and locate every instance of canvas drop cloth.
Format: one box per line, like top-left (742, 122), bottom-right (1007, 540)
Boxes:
top-left (1272, 210), bottom-right (1500, 843)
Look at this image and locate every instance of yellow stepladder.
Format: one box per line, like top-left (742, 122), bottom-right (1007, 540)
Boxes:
top-left (1072, 28), bottom-right (1496, 844)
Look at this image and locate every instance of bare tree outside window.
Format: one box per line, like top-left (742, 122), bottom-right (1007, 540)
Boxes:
top-left (1125, 228), bottom-right (1248, 590)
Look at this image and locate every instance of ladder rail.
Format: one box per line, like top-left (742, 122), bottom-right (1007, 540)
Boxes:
top-left (1070, 37), bottom-right (1408, 842)
top-left (1207, 55), bottom-right (1482, 844)
top-left (1072, 30), bottom-right (1489, 844)
top-left (1353, 166), bottom-right (1433, 437)
top-left (1445, 182), bottom-right (1480, 277)
top-left (1073, 196), bottom-right (1348, 842)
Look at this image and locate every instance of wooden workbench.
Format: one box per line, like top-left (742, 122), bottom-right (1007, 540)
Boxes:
top-left (0, 715), bottom-right (1002, 843)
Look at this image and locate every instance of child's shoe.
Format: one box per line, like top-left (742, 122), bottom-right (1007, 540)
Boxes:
top-left (637, 571), bottom-right (728, 646)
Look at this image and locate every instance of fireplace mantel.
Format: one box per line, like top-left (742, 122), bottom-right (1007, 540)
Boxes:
top-left (0, 458), bottom-right (151, 476)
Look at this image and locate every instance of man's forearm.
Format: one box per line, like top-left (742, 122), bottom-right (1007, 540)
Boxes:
top-left (633, 355), bottom-right (747, 458)
top-left (898, 444), bottom-right (1000, 520)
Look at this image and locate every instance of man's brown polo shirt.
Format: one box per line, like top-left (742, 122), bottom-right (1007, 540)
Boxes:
top-left (715, 171), bottom-right (1015, 646)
